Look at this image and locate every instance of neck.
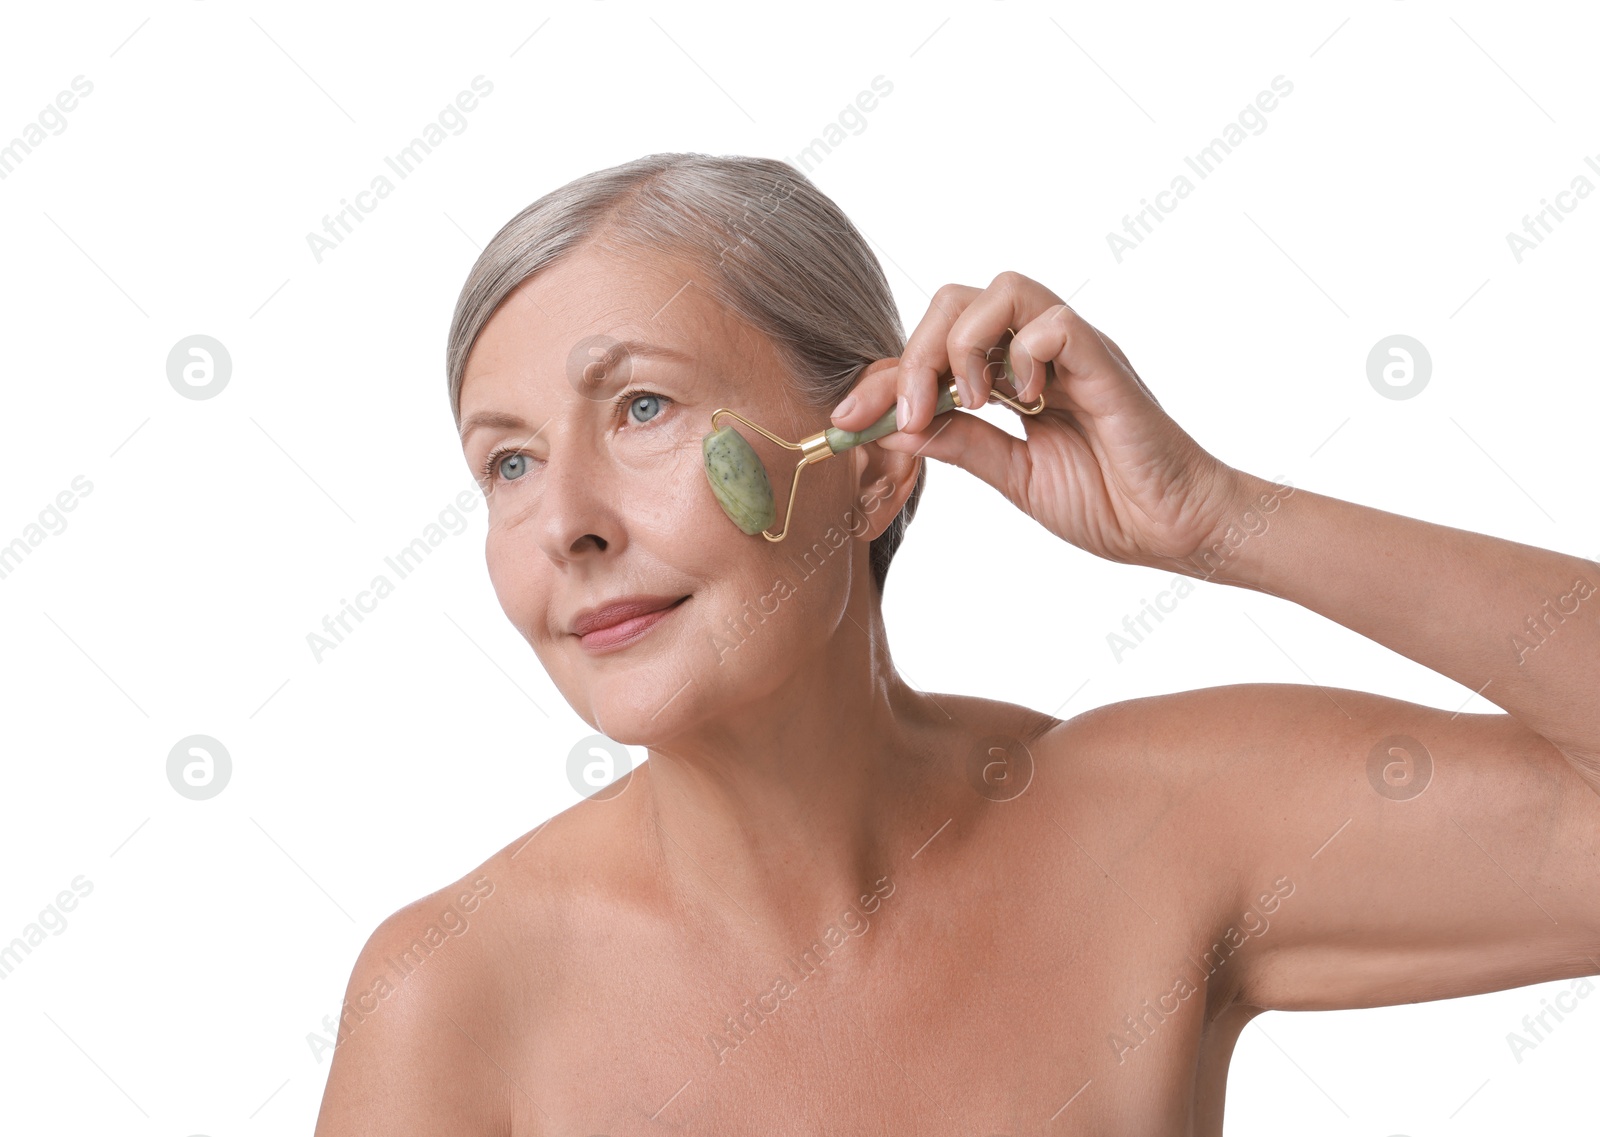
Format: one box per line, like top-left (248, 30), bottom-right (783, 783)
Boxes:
top-left (636, 599), bottom-right (959, 949)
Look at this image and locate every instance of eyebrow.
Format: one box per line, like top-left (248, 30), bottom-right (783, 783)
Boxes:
top-left (459, 340), bottom-right (696, 443)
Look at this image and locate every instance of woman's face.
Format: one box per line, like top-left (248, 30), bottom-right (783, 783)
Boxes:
top-left (456, 244), bottom-right (908, 743)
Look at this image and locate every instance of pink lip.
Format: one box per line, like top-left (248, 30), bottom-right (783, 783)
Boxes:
top-left (576, 596), bottom-right (688, 653)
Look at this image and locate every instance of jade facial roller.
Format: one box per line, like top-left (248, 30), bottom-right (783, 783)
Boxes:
top-left (702, 329), bottom-right (1048, 542)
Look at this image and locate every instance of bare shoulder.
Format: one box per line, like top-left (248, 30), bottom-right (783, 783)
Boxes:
top-left (1035, 684), bottom-right (1600, 1015)
top-left (313, 863), bottom-right (516, 1135)
top-left (1024, 680), bottom-right (1403, 845)
top-left (1032, 677), bottom-right (1559, 814)
top-left (1031, 680), bottom-right (1366, 794)
top-left (412, 762), bottom-right (659, 1004)
top-left (314, 771), bottom-right (652, 1137)
top-left (1019, 684), bottom-right (1330, 1005)
top-left (1026, 686), bottom-right (1319, 883)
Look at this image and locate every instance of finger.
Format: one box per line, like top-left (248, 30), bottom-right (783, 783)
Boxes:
top-left (895, 283), bottom-right (981, 432)
top-left (1012, 304), bottom-right (1139, 412)
top-left (873, 400), bottom-right (1028, 508)
top-left (831, 275), bottom-right (1071, 433)
top-left (945, 271), bottom-right (1066, 410)
top-left (829, 357), bottom-right (904, 430)
top-left (1000, 336), bottom-right (1052, 404)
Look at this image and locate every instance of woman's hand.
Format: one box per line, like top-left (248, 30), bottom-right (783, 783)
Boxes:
top-left (832, 271), bottom-right (1245, 573)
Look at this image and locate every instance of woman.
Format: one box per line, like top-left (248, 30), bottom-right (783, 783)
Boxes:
top-left (313, 152), bottom-right (1600, 1135)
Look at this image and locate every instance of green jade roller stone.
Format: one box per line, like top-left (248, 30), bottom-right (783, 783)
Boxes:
top-left (703, 379), bottom-right (968, 535)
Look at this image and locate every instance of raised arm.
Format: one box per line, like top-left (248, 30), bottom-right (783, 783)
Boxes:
top-left (1157, 477), bottom-right (1600, 1012)
top-left (1111, 679), bottom-right (1600, 1015)
top-left (1199, 471), bottom-right (1599, 790)
top-left (826, 270), bottom-right (1600, 1013)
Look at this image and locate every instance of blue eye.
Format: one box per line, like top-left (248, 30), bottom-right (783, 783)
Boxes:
top-left (481, 446), bottom-right (529, 486)
top-left (620, 389), bottom-right (665, 424)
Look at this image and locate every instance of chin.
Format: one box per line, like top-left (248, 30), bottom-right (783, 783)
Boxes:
top-left (567, 655), bottom-right (705, 743)
top-left (588, 693), bottom-right (694, 748)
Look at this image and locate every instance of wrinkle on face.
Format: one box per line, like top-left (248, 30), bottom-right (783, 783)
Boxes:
top-left (454, 243), bottom-right (882, 745)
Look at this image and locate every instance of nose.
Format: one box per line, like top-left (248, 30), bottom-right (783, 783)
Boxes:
top-left (525, 444), bottom-right (626, 564)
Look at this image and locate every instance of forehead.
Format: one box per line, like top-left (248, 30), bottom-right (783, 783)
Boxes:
top-left (460, 245), bottom-right (759, 399)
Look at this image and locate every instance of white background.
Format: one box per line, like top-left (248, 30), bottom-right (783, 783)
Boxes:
top-left (1, 1), bottom-right (1596, 1134)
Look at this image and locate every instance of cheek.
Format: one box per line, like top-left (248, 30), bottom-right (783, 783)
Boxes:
top-left (658, 454), bottom-right (726, 535)
top-left (483, 529), bottom-right (544, 645)
top-left (699, 533), bottom-right (852, 667)
top-left (683, 586), bottom-right (800, 698)
top-left (777, 460), bottom-right (880, 571)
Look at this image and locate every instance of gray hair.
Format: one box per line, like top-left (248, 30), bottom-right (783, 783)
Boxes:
top-left (445, 151), bottom-right (923, 595)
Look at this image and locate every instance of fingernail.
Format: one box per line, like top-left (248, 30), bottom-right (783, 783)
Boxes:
top-left (832, 394), bottom-right (857, 421)
top-left (1011, 348), bottom-right (1036, 398)
top-left (897, 394), bottom-right (910, 428)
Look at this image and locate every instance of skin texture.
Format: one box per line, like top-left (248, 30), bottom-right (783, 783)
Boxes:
top-left (313, 259), bottom-right (1600, 1135)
